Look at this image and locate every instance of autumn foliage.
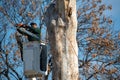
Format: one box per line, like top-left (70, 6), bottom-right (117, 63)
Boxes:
top-left (77, 0), bottom-right (120, 79)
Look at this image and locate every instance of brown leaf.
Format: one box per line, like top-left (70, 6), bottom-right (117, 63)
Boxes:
top-left (93, 64), bottom-right (99, 72)
top-left (0, 55), bottom-right (2, 58)
top-left (118, 33), bottom-right (120, 39)
top-left (0, 6), bottom-right (4, 11)
top-left (108, 5), bottom-right (112, 10)
top-left (101, 67), bottom-right (105, 73)
top-left (15, 50), bottom-right (21, 58)
top-left (92, 4), bottom-right (97, 8)
top-left (108, 18), bottom-right (112, 24)
top-left (104, 49), bottom-right (109, 54)
top-left (32, 1), bottom-right (36, 10)
top-left (109, 68), bottom-right (117, 74)
top-left (6, 50), bottom-right (10, 55)
top-left (92, 54), bottom-right (97, 58)
top-left (21, 0), bottom-right (25, 5)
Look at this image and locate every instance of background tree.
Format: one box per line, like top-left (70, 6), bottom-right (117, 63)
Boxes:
top-left (0, 0), bottom-right (47, 79)
top-left (77, 0), bottom-right (120, 79)
top-left (45, 0), bottom-right (79, 80)
top-left (0, 26), bottom-right (24, 80)
top-left (0, 0), bottom-right (43, 25)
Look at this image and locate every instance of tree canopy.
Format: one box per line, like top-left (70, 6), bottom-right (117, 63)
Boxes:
top-left (77, 0), bottom-right (120, 79)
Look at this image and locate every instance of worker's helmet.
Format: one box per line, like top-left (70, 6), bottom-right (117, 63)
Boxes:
top-left (30, 22), bottom-right (37, 28)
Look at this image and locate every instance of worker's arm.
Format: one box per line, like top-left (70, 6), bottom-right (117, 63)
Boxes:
top-left (16, 27), bottom-right (39, 40)
top-left (28, 27), bottom-right (40, 34)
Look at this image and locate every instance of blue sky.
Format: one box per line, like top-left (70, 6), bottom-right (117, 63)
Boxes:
top-left (104, 0), bottom-right (120, 29)
top-left (104, 0), bottom-right (120, 17)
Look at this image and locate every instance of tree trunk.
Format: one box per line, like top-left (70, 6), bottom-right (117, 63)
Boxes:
top-left (45, 0), bottom-right (79, 80)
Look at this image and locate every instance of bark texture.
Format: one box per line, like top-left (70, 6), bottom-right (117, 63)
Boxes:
top-left (45, 0), bottom-right (79, 80)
